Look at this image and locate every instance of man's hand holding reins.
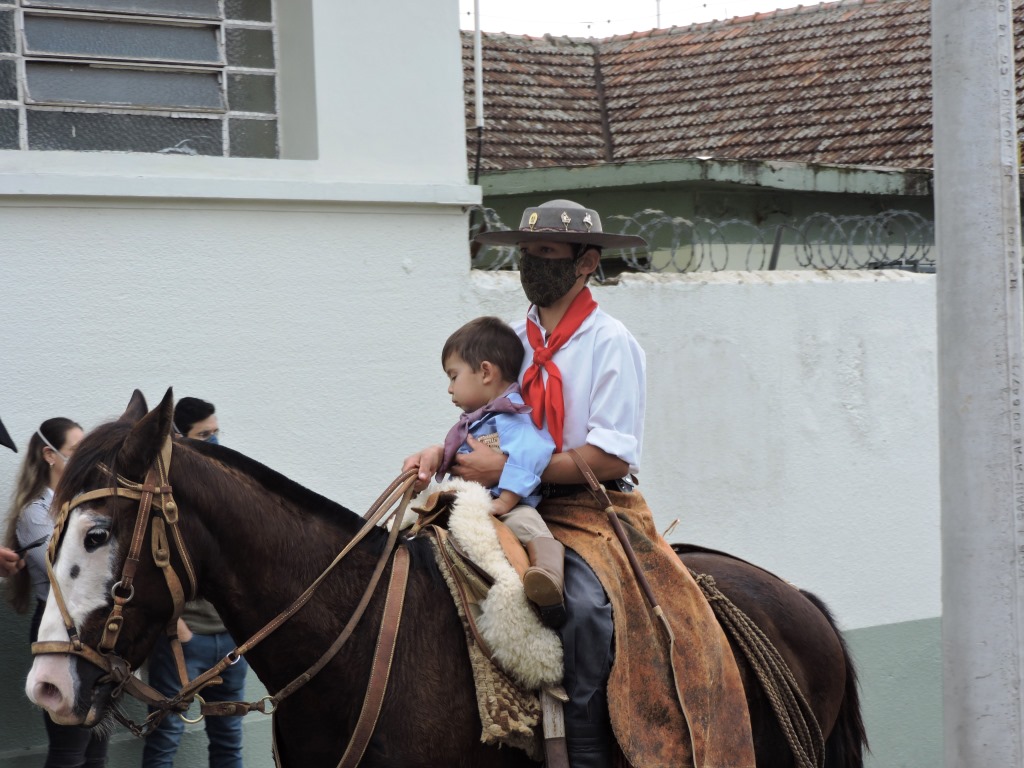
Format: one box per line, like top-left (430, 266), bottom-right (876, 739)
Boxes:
top-left (451, 435), bottom-right (505, 487)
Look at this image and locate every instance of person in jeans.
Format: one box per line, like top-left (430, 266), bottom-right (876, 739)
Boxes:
top-left (142, 397), bottom-right (248, 768)
top-left (4, 417), bottom-right (107, 768)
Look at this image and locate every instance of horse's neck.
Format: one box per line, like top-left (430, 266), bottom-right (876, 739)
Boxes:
top-left (179, 464), bottom-right (379, 690)
top-left (174, 463), bottom-right (502, 767)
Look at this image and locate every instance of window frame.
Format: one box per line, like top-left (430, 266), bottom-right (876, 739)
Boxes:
top-left (0, 0), bottom-right (279, 157)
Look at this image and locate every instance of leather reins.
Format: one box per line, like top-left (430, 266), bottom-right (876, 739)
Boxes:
top-left (31, 435), bottom-right (417, 768)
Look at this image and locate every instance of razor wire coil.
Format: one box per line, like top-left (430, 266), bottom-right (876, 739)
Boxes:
top-left (470, 207), bottom-right (936, 275)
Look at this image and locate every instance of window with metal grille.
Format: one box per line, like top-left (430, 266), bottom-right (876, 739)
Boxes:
top-left (0, 0), bottom-right (278, 157)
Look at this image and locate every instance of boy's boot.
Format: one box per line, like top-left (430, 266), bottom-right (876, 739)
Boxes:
top-left (524, 537), bottom-right (567, 629)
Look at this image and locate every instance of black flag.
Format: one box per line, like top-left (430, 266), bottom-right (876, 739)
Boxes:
top-left (0, 416), bottom-right (16, 452)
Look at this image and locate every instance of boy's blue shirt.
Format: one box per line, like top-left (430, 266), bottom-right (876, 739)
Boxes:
top-left (458, 391), bottom-right (555, 507)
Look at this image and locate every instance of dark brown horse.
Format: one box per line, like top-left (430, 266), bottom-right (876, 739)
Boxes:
top-left (27, 390), bottom-right (866, 767)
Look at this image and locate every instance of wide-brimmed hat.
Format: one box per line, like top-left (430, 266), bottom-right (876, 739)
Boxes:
top-left (474, 199), bottom-right (647, 250)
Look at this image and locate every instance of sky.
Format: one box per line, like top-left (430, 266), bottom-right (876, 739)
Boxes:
top-left (458, 0), bottom-right (807, 37)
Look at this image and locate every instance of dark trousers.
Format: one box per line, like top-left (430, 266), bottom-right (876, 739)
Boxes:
top-left (558, 550), bottom-right (614, 768)
top-left (31, 601), bottom-right (109, 768)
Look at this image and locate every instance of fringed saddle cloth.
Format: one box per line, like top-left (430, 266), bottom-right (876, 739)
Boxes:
top-left (542, 490), bottom-right (757, 768)
top-left (406, 479), bottom-right (563, 761)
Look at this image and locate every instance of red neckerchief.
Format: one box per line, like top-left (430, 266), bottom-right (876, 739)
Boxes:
top-left (522, 288), bottom-right (598, 452)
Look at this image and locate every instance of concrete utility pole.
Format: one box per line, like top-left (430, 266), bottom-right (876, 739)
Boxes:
top-left (933, 1), bottom-right (1024, 765)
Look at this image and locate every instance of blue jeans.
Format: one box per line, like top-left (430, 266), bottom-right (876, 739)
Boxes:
top-left (142, 632), bottom-right (249, 768)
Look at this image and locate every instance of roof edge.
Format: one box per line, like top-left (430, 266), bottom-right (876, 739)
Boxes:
top-left (479, 157), bottom-right (934, 197)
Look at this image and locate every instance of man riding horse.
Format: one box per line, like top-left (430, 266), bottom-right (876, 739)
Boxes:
top-left (405, 200), bottom-right (756, 768)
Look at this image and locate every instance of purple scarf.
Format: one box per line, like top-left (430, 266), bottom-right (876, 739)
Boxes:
top-left (435, 383), bottom-right (532, 481)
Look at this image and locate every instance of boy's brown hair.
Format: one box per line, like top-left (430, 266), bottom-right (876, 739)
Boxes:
top-left (442, 316), bottom-right (524, 383)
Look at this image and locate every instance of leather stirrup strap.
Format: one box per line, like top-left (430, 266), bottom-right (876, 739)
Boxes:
top-left (566, 449), bottom-right (691, 744)
top-left (566, 449), bottom-right (663, 612)
top-left (429, 526), bottom-right (493, 657)
top-left (336, 545), bottom-right (411, 768)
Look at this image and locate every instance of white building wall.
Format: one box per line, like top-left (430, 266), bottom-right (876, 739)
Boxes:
top-left (467, 270), bottom-right (939, 632)
top-left (0, 260), bottom-right (939, 766)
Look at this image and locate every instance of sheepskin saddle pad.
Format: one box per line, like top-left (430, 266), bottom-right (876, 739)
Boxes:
top-left (407, 479), bottom-right (564, 757)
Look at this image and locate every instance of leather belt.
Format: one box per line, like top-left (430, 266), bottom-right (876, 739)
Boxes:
top-left (541, 479), bottom-right (634, 499)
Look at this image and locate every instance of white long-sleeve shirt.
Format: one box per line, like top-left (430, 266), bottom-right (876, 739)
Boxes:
top-left (514, 304), bottom-right (646, 474)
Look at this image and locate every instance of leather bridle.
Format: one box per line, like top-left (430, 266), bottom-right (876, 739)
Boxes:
top-left (32, 433), bottom-right (197, 724)
top-left (31, 433), bottom-right (417, 768)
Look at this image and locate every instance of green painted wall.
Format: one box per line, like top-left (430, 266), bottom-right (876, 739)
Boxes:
top-left (483, 184), bottom-right (933, 239)
top-left (846, 617), bottom-right (942, 768)
top-left (478, 183), bottom-right (935, 272)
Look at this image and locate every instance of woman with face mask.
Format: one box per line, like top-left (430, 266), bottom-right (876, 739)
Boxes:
top-left (4, 417), bottom-right (109, 768)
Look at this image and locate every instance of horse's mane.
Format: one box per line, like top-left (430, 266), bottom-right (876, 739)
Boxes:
top-left (56, 418), bottom-right (441, 570)
top-left (185, 439), bottom-right (360, 522)
top-left (56, 419), bottom-right (361, 528)
top-left (53, 420), bottom-right (129, 517)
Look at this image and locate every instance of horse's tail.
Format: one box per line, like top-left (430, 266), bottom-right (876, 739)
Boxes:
top-left (800, 589), bottom-right (869, 768)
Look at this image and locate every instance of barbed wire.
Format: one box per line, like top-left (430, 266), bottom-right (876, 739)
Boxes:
top-left (470, 207), bottom-right (936, 274)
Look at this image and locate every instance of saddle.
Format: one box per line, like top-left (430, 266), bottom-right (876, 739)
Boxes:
top-left (405, 479), bottom-right (565, 763)
top-left (411, 486), bottom-right (529, 581)
top-left (407, 478), bottom-right (756, 768)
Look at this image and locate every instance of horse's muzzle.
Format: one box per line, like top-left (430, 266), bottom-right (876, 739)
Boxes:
top-left (27, 653), bottom-right (113, 727)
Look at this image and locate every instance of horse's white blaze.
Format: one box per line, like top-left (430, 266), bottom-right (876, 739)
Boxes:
top-left (26, 507), bottom-right (117, 723)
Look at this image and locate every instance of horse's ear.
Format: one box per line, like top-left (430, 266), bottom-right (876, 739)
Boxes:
top-left (117, 389), bottom-right (174, 479)
top-left (119, 389), bottom-right (149, 424)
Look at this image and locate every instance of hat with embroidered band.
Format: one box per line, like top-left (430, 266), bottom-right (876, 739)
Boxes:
top-left (474, 199), bottom-right (647, 250)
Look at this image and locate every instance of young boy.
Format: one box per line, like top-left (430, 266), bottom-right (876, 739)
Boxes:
top-left (436, 316), bottom-right (566, 627)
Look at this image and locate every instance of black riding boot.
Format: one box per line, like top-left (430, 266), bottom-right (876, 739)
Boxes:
top-left (559, 549), bottom-right (615, 768)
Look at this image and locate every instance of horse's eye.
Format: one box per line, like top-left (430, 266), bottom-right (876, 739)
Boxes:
top-left (84, 528), bottom-right (111, 552)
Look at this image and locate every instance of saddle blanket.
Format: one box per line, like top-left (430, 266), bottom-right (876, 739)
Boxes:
top-left (412, 479), bottom-right (563, 759)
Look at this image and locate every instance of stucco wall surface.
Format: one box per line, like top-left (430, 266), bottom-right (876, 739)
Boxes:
top-left (0, 200), bottom-right (471, 512)
top-left (0, 0), bottom-right (479, 763)
top-left (467, 269), bottom-right (939, 632)
top-left (0, 257), bottom-right (938, 765)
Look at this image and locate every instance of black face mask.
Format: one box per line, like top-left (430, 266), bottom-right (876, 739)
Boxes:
top-left (519, 254), bottom-right (580, 307)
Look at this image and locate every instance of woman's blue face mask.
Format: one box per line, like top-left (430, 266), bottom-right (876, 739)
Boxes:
top-left (188, 427), bottom-right (220, 444)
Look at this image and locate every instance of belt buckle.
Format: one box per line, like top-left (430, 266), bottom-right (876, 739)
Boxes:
top-left (609, 478), bottom-right (634, 494)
